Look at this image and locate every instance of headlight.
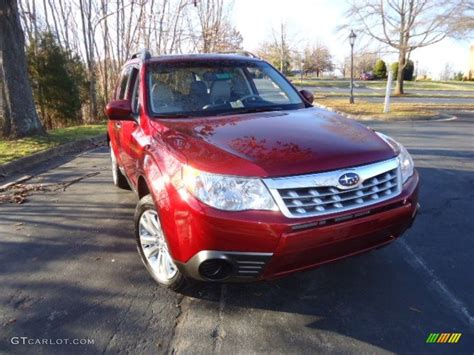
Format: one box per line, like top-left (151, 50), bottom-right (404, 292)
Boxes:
top-left (180, 166), bottom-right (278, 211)
top-left (397, 144), bottom-right (414, 183)
top-left (376, 132), bottom-right (414, 183)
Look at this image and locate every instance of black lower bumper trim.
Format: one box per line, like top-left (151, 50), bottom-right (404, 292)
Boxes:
top-left (176, 251), bottom-right (273, 282)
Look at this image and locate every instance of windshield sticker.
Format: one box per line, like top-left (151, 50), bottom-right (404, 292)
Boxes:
top-left (230, 101), bottom-right (244, 108)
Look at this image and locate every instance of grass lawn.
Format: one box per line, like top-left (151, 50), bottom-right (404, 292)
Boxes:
top-left (292, 79), bottom-right (474, 92)
top-left (365, 80), bottom-right (474, 91)
top-left (0, 124), bottom-right (106, 165)
top-left (316, 92), bottom-right (474, 99)
top-left (316, 98), bottom-right (474, 120)
top-left (292, 79), bottom-right (353, 88)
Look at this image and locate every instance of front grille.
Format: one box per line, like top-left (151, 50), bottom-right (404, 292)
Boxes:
top-left (279, 169), bottom-right (398, 216)
top-left (264, 158), bottom-right (401, 218)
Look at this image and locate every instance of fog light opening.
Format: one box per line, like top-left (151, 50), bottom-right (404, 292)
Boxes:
top-left (199, 259), bottom-right (233, 280)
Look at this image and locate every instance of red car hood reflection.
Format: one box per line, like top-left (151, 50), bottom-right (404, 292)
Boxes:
top-left (150, 107), bottom-right (395, 177)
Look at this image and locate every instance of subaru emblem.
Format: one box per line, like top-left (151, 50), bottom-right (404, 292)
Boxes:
top-left (338, 172), bottom-right (360, 187)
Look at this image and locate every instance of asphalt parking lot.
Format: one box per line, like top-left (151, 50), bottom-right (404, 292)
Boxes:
top-left (0, 113), bottom-right (473, 354)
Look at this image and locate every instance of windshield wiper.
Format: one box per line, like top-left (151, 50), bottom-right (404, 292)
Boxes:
top-left (153, 106), bottom-right (286, 118)
top-left (152, 113), bottom-right (189, 118)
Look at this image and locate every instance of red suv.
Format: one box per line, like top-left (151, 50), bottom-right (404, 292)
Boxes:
top-left (106, 50), bottom-right (419, 290)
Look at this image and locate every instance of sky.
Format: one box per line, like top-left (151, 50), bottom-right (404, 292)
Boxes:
top-left (231, 0), bottom-right (473, 79)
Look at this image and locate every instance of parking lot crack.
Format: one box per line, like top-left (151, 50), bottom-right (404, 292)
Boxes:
top-left (101, 291), bottom-right (139, 354)
top-left (168, 294), bottom-right (186, 354)
top-left (212, 284), bottom-right (227, 354)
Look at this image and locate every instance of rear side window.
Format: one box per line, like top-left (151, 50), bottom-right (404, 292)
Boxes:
top-left (116, 66), bottom-right (132, 100)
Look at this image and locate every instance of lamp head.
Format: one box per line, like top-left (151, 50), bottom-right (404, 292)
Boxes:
top-left (349, 30), bottom-right (357, 46)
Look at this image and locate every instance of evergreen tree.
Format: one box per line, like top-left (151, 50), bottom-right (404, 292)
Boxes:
top-left (27, 32), bottom-right (86, 129)
top-left (373, 59), bottom-right (387, 79)
top-left (404, 60), bottom-right (415, 81)
top-left (391, 60), bottom-right (415, 81)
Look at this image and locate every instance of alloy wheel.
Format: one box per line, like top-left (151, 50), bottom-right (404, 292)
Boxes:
top-left (138, 210), bottom-right (178, 283)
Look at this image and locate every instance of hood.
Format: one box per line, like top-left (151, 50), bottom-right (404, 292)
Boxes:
top-left (151, 107), bottom-right (395, 177)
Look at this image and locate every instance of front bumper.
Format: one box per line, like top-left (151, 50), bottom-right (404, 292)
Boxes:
top-left (157, 171), bottom-right (419, 282)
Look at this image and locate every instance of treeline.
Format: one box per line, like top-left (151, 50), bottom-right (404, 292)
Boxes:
top-left (12, 0), bottom-right (243, 131)
top-left (252, 24), bottom-right (417, 81)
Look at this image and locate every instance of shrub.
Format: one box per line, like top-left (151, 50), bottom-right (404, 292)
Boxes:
top-left (373, 59), bottom-right (387, 79)
top-left (391, 60), bottom-right (414, 81)
top-left (27, 32), bottom-right (87, 129)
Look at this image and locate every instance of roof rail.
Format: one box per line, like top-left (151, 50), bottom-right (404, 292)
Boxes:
top-left (215, 50), bottom-right (259, 58)
top-left (130, 49), bottom-right (151, 61)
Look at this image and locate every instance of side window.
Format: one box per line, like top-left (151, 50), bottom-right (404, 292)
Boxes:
top-left (116, 66), bottom-right (132, 100)
top-left (231, 68), bottom-right (252, 97)
top-left (247, 67), bottom-right (289, 103)
top-left (130, 69), bottom-right (140, 114)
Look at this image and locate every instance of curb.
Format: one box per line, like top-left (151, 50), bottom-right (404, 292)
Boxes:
top-left (313, 103), bottom-right (457, 122)
top-left (0, 134), bottom-right (107, 179)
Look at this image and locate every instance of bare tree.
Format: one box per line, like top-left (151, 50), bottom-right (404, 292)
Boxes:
top-left (303, 43), bottom-right (333, 77)
top-left (191, 0), bottom-right (243, 53)
top-left (256, 22), bottom-right (294, 74)
top-left (440, 62), bottom-right (454, 80)
top-left (0, 0), bottom-right (44, 137)
top-left (78, 0), bottom-right (98, 120)
top-left (343, 51), bottom-right (379, 78)
top-left (449, 0), bottom-right (474, 38)
top-left (342, 0), bottom-right (472, 94)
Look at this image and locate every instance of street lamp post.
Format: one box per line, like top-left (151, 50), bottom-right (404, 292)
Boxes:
top-left (349, 30), bottom-right (357, 104)
top-left (300, 60), bottom-right (304, 82)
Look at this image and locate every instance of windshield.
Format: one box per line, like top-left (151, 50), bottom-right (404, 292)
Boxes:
top-left (147, 60), bottom-right (305, 117)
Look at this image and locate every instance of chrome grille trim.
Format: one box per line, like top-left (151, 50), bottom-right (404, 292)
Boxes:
top-left (264, 158), bottom-right (401, 218)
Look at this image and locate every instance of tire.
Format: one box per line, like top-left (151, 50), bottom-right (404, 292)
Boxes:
top-left (110, 146), bottom-right (130, 190)
top-left (134, 194), bottom-right (187, 291)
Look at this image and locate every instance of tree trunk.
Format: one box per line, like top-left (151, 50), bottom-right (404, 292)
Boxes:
top-left (0, 0), bottom-right (45, 138)
top-left (395, 50), bottom-right (406, 95)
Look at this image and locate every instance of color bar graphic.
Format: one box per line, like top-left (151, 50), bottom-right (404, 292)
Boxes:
top-left (426, 333), bottom-right (462, 344)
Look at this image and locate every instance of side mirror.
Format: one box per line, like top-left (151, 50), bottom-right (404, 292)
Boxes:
top-left (300, 89), bottom-right (314, 104)
top-left (105, 100), bottom-right (134, 121)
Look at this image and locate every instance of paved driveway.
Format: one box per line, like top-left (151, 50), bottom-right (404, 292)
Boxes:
top-left (1, 114), bottom-right (473, 354)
